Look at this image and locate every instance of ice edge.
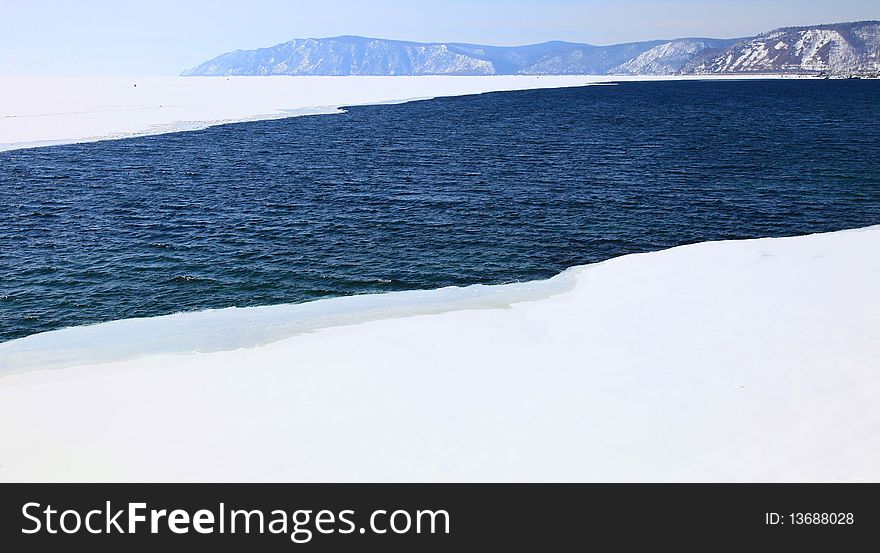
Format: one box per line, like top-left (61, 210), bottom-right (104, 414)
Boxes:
top-left (0, 266), bottom-right (583, 375)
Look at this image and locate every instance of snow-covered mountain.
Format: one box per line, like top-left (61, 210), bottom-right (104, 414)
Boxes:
top-left (183, 37), bottom-right (496, 76)
top-left (182, 21), bottom-right (880, 77)
top-left (182, 36), bottom-right (668, 76)
top-left (687, 21), bottom-right (880, 76)
top-left (611, 38), bottom-right (737, 75)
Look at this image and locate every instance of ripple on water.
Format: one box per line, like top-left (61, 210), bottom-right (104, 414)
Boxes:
top-left (0, 80), bottom-right (879, 341)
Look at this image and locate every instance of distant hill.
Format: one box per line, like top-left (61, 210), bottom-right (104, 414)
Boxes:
top-left (181, 36), bottom-right (670, 76)
top-left (182, 21), bottom-right (880, 77)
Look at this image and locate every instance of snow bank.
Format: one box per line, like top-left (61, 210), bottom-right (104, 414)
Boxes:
top-left (0, 269), bottom-right (578, 375)
top-left (1, 226), bottom-right (878, 482)
top-left (0, 74), bottom-right (801, 151)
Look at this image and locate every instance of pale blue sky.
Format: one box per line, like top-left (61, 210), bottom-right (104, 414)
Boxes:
top-left (1, 0), bottom-right (877, 75)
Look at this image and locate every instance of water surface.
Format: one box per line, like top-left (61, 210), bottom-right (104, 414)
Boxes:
top-left (1, 80), bottom-right (878, 341)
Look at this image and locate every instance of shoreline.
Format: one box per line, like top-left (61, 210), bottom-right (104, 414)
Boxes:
top-left (0, 74), bottom-right (813, 153)
top-left (3, 225), bottom-right (871, 377)
top-left (0, 265), bottom-right (582, 375)
top-left (1, 225), bottom-right (878, 481)
top-left (2, 76), bottom-right (877, 483)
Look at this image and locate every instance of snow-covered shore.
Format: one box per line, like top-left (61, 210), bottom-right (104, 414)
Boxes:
top-left (1, 226), bottom-right (878, 482)
top-left (0, 74), bottom-right (803, 152)
top-left (0, 75), bottom-right (595, 151)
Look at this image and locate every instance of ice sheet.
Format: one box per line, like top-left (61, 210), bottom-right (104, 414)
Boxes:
top-left (1, 227), bottom-right (878, 482)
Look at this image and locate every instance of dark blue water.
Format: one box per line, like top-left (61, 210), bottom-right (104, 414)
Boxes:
top-left (1, 80), bottom-right (879, 342)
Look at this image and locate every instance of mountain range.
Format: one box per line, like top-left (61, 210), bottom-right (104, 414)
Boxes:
top-left (183, 21), bottom-right (880, 77)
